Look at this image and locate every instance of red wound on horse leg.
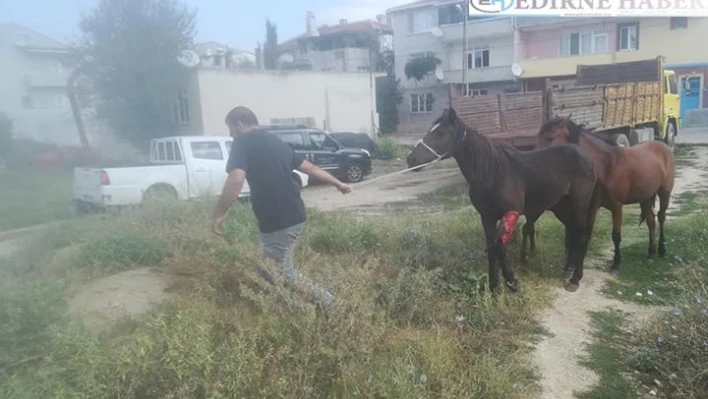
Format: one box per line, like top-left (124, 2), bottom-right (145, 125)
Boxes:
top-left (499, 211), bottom-right (520, 245)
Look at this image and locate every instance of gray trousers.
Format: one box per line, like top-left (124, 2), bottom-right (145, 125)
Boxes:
top-left (257, 222), bottom-right (334, 307)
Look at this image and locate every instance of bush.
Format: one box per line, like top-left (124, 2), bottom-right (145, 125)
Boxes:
top-left (376, 137), bottom-right (408, 160)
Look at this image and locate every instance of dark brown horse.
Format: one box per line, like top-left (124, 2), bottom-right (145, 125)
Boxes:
top-left (528, 118), bottom-right (675, 273)
top-left (406, 108), bottom-right (601, 292)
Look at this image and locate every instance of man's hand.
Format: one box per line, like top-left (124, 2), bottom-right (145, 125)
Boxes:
top-left (212, 214), bottom-right (227, 236)
top-left (336, 182), bottom-right (352, 194)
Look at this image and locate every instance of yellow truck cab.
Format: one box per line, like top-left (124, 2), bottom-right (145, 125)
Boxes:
top-left (663, 69), bottom-right (681, 147)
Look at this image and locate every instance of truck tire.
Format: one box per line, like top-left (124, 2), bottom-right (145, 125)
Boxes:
top-left (664, 121), bottom-right (676, 150)
top-left (142, 184), bottom-right (178, 206)
top-left (611, 133), bottom-right (630, 148)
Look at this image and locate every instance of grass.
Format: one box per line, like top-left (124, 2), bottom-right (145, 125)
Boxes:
top-left (577, 310), bottom-right (636, 399)
top-left (0, 193), bottom-right (576, 398)
top-left (580, 195), bottom-right (708, 399)
top-left (0, 168), bottom-right (74, 232)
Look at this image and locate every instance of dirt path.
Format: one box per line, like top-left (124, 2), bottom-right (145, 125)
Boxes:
top-left (532, 146), bottom-right (708, 399)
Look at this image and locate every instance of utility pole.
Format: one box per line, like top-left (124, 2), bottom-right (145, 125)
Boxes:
top-left (462, 1), bottom-right (469, 96)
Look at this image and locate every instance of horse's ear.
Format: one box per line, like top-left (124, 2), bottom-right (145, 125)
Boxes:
top-left (567, 112), bottom-right (573, 120)
top-left (447, 107), bottom-right (458, 122)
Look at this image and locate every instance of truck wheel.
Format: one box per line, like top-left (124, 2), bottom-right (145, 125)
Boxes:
top-left (143, 185), bottom-right (178, 206)
top-left (345, 163), bottom-right (364, 183)
top-left (664, 121), bottom-right (676, 150)
top-left (611, 133), bottom-right (630, 148)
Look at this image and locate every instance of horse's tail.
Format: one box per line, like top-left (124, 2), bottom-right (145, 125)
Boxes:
top-left (639, 194), bottom-right (657, 226)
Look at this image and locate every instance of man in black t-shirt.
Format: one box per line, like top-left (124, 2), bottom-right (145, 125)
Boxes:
top-left (212, 106), bottom-right (351, 308)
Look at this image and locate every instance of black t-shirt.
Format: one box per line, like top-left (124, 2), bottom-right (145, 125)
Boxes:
top-left (226, 129), bottom-right (307, 233)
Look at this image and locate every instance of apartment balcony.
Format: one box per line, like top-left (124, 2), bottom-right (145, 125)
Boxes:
top-left (517, 50), bottom-right (665, 79)
top-left (23, 73), bottom-right (69, 88)
top-left (439, 17), bottom-right (513, 43)
top-left (443, 65), bottom-right (516, 83)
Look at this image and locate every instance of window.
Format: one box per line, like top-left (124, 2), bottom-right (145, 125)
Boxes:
top-left (190, 142), bottom-right (223, 160)
top-left (668, 74), bottom-right (678, 95)
top-left (309, 132), bottom-right (339, 150)
top-left (174, 88), bottom-right (190, 125)
top-left (277, 132), bottom-right (307, 150)
top-left (560, 30), bottom-right (607, 56)
top-left (461, 85), bottom-right (489, 96)
top-left (670, 17), bottom-right (688, 30)
top-left (410, 93), bottom-right (434, 114)
top-left (618, 23), bottom-right (638, 51)
top-left (467, 46), bottom-right (490, 69)
top-left (153, 141), bottom-right (182, 162)
top-left (438, 3), bottom-right (464, 25)
top-left (408, 9), bottom-right (433, 34)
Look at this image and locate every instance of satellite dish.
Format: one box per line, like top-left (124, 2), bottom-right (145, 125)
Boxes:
top-left (178, 50), bottom-right (200, 68)
top-left (511, 62), bottom-right (524, 77)
top-left (435, 65), bottom-right (444, 81)
top-left (431, 27), bottom-right (444, 38)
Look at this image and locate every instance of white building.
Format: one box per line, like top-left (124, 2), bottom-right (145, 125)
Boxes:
top-left (278, 13), bottom-right (393, 73)
top-left (386, 1), bottom-right (522, 133)
top-left (175, 67), bottom-right (380, 137)
top-left (0, 23), bottom-right (84, 145)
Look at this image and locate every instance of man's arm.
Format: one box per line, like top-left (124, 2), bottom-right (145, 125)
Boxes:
top-left (298, 160), bottom-right (351, 193)
top-left (212, 169), bottom-right (246, 234)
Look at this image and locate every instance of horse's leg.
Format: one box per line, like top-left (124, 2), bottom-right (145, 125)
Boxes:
top-left (640, 199), bottom-right (657, 258)
top-left (521, 214), bottom-right (539, 264)
top-left (610, 203), bottom-right (624, 274)
top-left (482, 216), bottom-right (501, 293)
top-left (565, 202), bottom-right (592, 292)
top-left (498, 211), bottom-right (521, 292)
top-left (658, 188), bottom-right (671, 257)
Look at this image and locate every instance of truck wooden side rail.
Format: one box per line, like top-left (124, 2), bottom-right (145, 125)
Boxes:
top-left (450, 90), bottom-right (544, 149)
top-left (448, 57), bottom-right (678, 149)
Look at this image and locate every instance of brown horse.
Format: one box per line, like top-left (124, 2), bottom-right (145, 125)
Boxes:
top-left (530, 118), bottom-right (675, 273)
top-left (406, 108), bottom-right (601, 292)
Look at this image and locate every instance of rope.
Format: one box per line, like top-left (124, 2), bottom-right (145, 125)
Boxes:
top-left (352, 157), bottom-right (446, 188)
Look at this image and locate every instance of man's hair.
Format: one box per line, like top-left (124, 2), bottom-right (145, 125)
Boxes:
top-left (225, 106), bottom-right (259, 126)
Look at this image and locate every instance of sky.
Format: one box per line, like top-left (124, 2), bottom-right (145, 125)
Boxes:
top-left (2, 0), bottom-right (412, 51)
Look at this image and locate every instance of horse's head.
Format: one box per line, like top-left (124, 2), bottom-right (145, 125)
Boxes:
top-left (537, 115), bottom-right (584, 148)
top-left (406, 107), bottom-right (465, 168)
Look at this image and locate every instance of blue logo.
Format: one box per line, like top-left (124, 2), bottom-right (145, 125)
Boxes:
top-left (469, 0), bottom-right (515, 14)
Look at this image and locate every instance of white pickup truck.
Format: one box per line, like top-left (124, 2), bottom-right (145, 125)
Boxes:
top-left (73, 135), bottom-right (309, 213)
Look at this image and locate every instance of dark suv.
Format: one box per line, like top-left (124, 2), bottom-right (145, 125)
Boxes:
top-left (264, 125), bottom-right (372, 183)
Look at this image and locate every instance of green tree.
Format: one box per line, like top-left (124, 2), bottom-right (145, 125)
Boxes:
top-left (376, 50), bottom-right (404, 134)
top-left (263, 19), bottom-right (278, 70)
top-left (0, 112), bottom-right (12, 156)
top-left (80, 0), bottom-right (197, 148)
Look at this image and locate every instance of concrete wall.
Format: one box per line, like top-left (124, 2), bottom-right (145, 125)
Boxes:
top-left (309, 47), bottom-right (373, 72)
top-left (194, 69), bottom-right (377, 136)
top-left (519, 20), bottom-right (617, 60)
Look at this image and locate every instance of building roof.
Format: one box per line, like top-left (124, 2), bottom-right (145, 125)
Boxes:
top-left (278, 19), bottom-right (392, 52)
top-left (386, 0), bottom-right (456, 14)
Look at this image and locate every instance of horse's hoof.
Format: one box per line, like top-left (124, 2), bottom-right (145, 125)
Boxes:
top-left (610, 268), bottom-right (620, 276)
top-left (563, 269), bottom-right (574, 280)
top-left (565, 283), bottom-right (579, 293)
top-left (505, 279), bottom-right (519, 293)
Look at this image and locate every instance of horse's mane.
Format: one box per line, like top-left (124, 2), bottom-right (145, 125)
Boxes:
top-left (540, 117), bottom-right (618, 147)
top-left (443, 114), bottom-right (513, 188)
